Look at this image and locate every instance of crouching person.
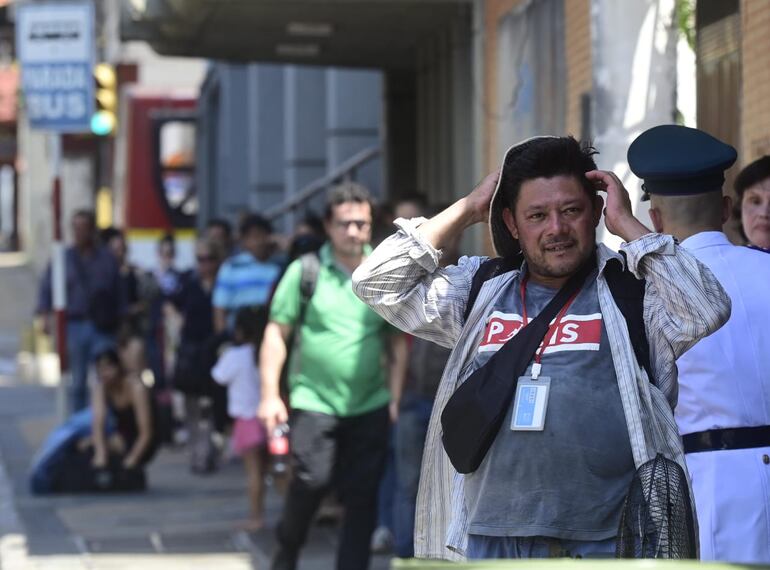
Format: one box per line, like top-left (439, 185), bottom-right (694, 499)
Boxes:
top-left (90, 347), bottom-right (158, 490)
top-left (352, 136), bottom-right (731, 561)
top-left (31, 348), bottom-right (158, 494)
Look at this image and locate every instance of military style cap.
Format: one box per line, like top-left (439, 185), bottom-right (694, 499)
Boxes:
top-left (628, 124), bottom-right (737, 201)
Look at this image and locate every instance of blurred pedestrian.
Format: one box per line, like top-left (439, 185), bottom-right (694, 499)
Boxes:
top-left (634, 125), bottom-right (770, 563)
top-left (29, 347), bottom-right (156, 494)
top-left (101, 228), bottom-right (140, 320)
top-left (100, 227), bottom-right (160, 340)
top-left (259, 182), bottom-right (408, 570)
top-left (206, 218), bottom-right (235, 257)
top-left (213, 214), bottom-right (281, 333)
top-left (142, 233), bottom-right (183, 440)
top-left (91, 348), bottom-right (158, 487)
top-left (36, 210), bottom-right (122, 413)
top-left (734, 155), bottom-right (770, 252)
top-left (91, 348), bottom-right (157, 468)
top-left (170, 237), bottom-right (226, 472)
top-left (154, 233), bottom-right (182, 296)
top-left (393, 195), bottom-right (427, 222)
top-left (287, 213), bottom-right (325, 263)
top-left (213, 307), bottom-right (269, 531)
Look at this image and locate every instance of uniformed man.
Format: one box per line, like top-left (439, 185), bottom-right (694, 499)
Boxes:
top-left (629, 124), bottom-right (770, 564)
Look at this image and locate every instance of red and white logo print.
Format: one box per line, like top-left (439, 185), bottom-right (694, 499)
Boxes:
top-left (478, 311), bottom-right (602, 353)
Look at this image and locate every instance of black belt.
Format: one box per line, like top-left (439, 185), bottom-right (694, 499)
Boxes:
top-left (683, 425), bottom-right (770, 454)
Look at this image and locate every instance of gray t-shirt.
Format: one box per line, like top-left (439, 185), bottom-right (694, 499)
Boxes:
top-left (465, 269), bottom-right (635, 540)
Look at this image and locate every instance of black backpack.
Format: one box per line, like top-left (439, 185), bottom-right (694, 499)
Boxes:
top-left (463, 255), bottom-right (653, 383)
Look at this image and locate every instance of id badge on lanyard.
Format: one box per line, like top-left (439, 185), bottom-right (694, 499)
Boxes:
top-left (510, 276), bottom-right (578, 432)
top-left (511, 373), bottom-right (551, 431)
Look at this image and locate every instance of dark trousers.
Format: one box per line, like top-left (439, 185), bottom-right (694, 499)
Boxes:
top-left (272, 406), bottom-right (389, 570)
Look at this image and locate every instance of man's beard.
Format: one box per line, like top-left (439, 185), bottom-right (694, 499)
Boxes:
top-left (523, 241), bottom-right (593, 279)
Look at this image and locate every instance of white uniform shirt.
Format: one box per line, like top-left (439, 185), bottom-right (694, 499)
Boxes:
top-left (677, 231), bottom-right (770, 564)
top-left (677, 231), bottom-right (770, 433)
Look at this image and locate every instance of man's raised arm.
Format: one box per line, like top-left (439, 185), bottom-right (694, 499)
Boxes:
top-left (352, 172), bottom-right (500, 348)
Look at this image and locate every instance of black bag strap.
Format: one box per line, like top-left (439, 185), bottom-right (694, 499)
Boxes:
top-left (297, 252), bottom-right (320, 327)
top-left (603, 256), bottom-right (653, 384)
top-left (284, 253), bottom-right (320, 387)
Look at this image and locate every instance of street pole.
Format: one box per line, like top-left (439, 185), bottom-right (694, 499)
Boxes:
top-left (49, 133), bottom-right (68, 420)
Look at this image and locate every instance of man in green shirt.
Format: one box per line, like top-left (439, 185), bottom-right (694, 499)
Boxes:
top-left (259, 183), bottom-right (407, 570)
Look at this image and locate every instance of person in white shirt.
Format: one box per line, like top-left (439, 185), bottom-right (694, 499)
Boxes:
top-left (631, 124), bottom-right (770, 564)
top-left (212, 307), bottom-right (269, 530)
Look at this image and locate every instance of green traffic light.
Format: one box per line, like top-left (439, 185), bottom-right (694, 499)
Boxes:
top-left (90, 110), bottom-right (116, 135)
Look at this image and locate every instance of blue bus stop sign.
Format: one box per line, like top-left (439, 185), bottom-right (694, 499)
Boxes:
top-left (16, 2), bottom-right (95, 133)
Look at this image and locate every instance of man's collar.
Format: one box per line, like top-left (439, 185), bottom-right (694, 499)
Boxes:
top-left (596, 242), bottom-right (624, 274)
top-left (680, 231), bottom-right (731, 250)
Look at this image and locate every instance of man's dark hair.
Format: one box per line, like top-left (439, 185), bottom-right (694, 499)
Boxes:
top-left (99, 226), bottom-right (123, 244)
top-left (93, 347), bottom-right (123, 370)
top-left (206, 218), bottom-right (233, 238)
top-left (395, 193), bottom-right (428, 211)
top-left (239, 213), bottom-right (273, 237)
top-left (734, 155), bottom-right (770, 199)
top-left (234, 306), bottom-right (269, 349)
top-left (72, 209), bottom-right (96, 228)
top-left (324, 182), bottom-right (373, 220)
top-left (299, 212), bottom-right (325, 237)
top-left (501, 137), bottom-right (599, 211)
top-left (158, 232), bottom-right (175, 250)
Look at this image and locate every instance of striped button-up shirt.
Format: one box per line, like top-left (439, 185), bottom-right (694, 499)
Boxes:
top-left (352, 218), bottom-right (731, 561)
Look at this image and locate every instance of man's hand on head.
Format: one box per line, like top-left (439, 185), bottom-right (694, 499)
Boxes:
top-left (463, 170), bottom-right (501, 225)
top-left (586, 170), bottom-right (651, 242)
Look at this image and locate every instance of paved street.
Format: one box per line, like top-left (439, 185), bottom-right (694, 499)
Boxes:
top-left (0, 255), bottom-right (393, 569)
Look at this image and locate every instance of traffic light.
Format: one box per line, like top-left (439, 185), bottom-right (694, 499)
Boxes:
top-left (90, 63), bottom-right (117, 136)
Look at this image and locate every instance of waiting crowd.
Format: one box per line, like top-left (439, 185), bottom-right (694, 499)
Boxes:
top-left (31, 125), bottom-right (770, 569)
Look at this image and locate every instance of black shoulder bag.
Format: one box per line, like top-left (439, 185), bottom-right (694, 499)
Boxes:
top-left (441, 258), bottom-right (595, 474)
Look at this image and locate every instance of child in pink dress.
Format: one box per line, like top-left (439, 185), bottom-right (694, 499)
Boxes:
top-left (212, 308), bottom-right (268, 530)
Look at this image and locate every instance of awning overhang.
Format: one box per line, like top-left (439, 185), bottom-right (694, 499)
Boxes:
top-left (121, 0), bottom-right (472, 70)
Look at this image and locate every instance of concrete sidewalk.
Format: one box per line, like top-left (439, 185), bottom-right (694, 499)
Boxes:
top-left (0, 256), bottom-right (393, 569)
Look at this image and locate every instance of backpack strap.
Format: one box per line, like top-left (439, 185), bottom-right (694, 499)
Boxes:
top-left (463, 256), bottom-right (520, 322)
top-left (603, 256), bottom-right (653, 384)
top-left (298, 252), bottom-right (320, 326)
